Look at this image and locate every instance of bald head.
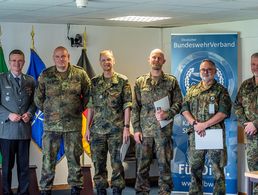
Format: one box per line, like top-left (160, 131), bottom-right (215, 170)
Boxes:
top-left (149, 49), bottom-right (165, 58)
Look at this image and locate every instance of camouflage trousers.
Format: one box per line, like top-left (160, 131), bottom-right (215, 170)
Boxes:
top-left (246, 137), bottom-right (258, 194)
top-left (40, 131), bottom-right (83, 190)
top-left (135, 136), bottom-right (173, 195)
top-left (188, 147), bottom-right (227, 195)
top-left (90, 132), bottom-right (125, 190)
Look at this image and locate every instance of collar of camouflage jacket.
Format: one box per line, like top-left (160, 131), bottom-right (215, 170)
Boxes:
top-left (146, 71), bottom-right (168, 81)
top-left (191, 79), bottom-right (218, 96)
top-left (100, 71), bottom-right (119, 85)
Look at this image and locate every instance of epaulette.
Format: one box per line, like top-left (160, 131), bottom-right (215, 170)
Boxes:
top-left (115, 72), bottom-right (128, 80)
top-left (164, 73), bottom-right (177, 80)
top-left (73, 64), bottom-right (83, 70)
top-left (0, 72), bottom-right (5, 78)
top-left (41, 66), bottom-right (55, 73)
top-left (24, 74), bottom-right (34, 80)
top-left (91, 74), bottom-right (100, 81)
top-left (136, 73), bottom-right (149, 80)
top-left (216, 82), bottom-right (226, 89)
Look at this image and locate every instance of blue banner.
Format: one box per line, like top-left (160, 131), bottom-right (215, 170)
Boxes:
top-left (171, 33), bottom-right (238, 194)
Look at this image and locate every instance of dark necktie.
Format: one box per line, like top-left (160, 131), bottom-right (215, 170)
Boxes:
top-left (15, 77), bottom-right (20, 87)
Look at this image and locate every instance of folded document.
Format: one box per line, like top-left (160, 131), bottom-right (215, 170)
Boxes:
top-left (120, 138), bottom-right (130, 162)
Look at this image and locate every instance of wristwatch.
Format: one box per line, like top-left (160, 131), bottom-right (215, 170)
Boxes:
top-left (124, 124), bottom-right (130, 128)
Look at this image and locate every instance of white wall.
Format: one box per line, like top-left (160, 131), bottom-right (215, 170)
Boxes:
top-left (0, 22), bottom-right (161, 188)
top-left (1, 18), bottom-right (257, 192)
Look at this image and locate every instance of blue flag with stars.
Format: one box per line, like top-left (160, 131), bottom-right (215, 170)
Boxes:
top-left (27, 48), bottom-right (65, 161)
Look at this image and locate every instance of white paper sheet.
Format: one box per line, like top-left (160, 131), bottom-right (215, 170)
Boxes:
top-left (154, 96), bottom-right (172, 128)
top-left (195, 129), bottom-right (223, 150)
top-left (120, 138), bottom-right (130, 162)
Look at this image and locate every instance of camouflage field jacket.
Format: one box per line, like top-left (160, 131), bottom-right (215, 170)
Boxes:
top-left (88, 72), bottom-right (132, 134)
top-left (234, 76), bottom-right (258, 130)
top-left (181, 80), bottom-right (232, 134)
top-left (34, 64), bottom-right (91, 132)
top-left (132, 72), bottom-right (182, 137)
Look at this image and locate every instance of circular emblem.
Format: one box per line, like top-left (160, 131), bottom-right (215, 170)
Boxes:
top-left (175, 51), bottom-right (236, 97)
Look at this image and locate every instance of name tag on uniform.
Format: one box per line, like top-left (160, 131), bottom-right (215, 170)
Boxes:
top-left (209, 103), bottom-right (215, 114)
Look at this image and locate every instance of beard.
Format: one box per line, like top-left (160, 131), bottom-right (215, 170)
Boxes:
top-left (152, 64), bottom-right (162, 70)
top-left (200, 74), bottom-right (213, 82)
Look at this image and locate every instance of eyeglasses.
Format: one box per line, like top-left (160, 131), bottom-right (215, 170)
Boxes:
top-left (200, 68), bottom-right (214, 73)
top-left (9, 60), bottom-right (24, 64)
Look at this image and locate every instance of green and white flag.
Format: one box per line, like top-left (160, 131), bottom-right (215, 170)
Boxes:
top-left (0, 46), bottom-right (8, 73)
top-left (0, 45), bottom-right (8, 164)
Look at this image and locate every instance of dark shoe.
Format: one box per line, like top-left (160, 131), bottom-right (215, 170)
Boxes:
top-left (113, 188), bottom-right (122, 195)
top-left (71, 186), bottom-right (82, 195)
top-left (136, 191), bottom-right (149, 195)
top-left (3, 191), bottom-right (14, 195)
top-left (97, 189), bottom-right (107, 195)
top-left (40, 190), bottom-right (52, 195)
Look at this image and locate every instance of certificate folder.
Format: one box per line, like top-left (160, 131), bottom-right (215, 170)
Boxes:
top-left (154, 96), bottom-right (172, 128)
top-left (120, 138), bottom-right (130, 162)
top-left (195, 129), bottom-right (223, 150)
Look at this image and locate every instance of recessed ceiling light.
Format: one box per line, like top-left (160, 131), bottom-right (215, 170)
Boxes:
top-left (75, 0), bottom-right (88, 8)
top-left (108, 16), bottom-right (171, 22)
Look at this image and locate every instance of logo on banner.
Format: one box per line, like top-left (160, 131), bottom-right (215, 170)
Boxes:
top-left (175, 51), bottom-right (236, 96)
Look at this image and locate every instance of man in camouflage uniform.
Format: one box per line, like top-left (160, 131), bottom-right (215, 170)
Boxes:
top-left (181, 59), bottom-right (231, 194)
top-left (234, 53), bottom-right (258, 194)
top-left (85, 50), bottom-right (132, 195)
top-left (34, 46), bottom-right (91, 195)
top-left (132, 49), bottom-right (182, 195)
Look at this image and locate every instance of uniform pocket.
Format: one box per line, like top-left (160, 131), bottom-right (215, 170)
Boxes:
top-left (107, 90), bottom-right (121, 108)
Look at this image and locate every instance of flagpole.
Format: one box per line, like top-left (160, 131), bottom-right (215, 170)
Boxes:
top-left (31, 25), bottom-right (35, 50)
top-left (0, 25), bottom-right (2, 46)
top-left (83, 27), bottom-right (86, 50)
top-left (82, 27), bottom-right (87, 166)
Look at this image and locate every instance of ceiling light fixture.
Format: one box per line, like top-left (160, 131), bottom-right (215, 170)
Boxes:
top-left (108, 16), bottom-right (171, 22)
top-left (75, 0), bottom-right (88, 8)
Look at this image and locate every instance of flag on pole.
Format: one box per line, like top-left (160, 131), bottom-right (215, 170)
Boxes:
top-left (77, 48), bottom-right (95, 157)
top-left (0, 46), bottom-right (8, 73)
top-left (0, 45), bottom-right (8, 164)
top-left (27, 49), bottom-right (65, 161)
